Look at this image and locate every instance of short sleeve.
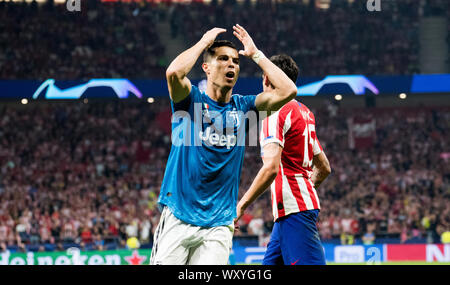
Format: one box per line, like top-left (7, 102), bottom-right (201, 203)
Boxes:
top-left (311, 112), bottom-right (323, 156)
top-left (259, 109), bottom-right (292, 149)
top-left (239, 95), bottom-right (257, 113)
top-left (313, 136), bottom-right (323, 155)
top-left (171, 85), bottom-right (197, 112)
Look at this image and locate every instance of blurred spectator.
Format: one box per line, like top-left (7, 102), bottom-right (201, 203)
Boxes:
top-left (92, 228), bottom-right (104, 251)
top-left (80, 225), bottom-right (93, 244)
top-left (441, 231), bottom-right (450, 244)
top-left (0, 242), bottom-right (6, 253)
top-left (362, 223), bottom-right (376, 245)
top-left (340, 232), bottom-right (354, 245)
top-left (139, 219), bottom-right (151, 244)
top-left (247, 209), bottom-right (264, 237)
top-left (61, 220), bottom-right (76, 244)
top-left (0, 222), bottom-right (8, 244)
top-left (125, 219), bottom-right (139, 239)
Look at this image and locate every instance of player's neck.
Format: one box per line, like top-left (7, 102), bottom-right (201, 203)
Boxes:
top-left (205, 83), bottom-right (232, 104)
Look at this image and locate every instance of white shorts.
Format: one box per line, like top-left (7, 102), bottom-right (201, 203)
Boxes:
top-left (150, 207), bottom-right (234, 265)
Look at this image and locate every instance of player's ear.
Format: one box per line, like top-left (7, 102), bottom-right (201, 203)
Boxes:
top-left (202, 62), bottom-right (210, 75)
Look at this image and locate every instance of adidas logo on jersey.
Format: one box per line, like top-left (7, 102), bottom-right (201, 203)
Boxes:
top-left (199, 127), bottom-right (237, 149)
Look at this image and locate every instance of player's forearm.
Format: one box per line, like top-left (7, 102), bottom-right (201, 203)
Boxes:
top-left (310, 166), bottom-right (330, 189)
top-left (311, 152), bottom-right (331, 189)
top-left (166, 40), bottom-right (209, 79)
top-left (238, 165), bottom-right (277, 211)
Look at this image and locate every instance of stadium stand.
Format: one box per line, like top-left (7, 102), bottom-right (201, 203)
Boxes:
top-left (0, 0), bottom-right (435, 79)
top-left (0, 99), bottom-right (448, 251)
top-left (0, 1), bottom-right (166, 80)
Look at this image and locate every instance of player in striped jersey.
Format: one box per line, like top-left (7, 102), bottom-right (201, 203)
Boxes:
top-left (235, 54), bottom-right (331, 265)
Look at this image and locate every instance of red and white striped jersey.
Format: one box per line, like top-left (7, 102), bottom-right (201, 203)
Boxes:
top-left (260, 100), bottom-right (323, 221)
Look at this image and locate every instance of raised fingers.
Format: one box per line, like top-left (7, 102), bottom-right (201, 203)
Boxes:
top-left (235, 24), bottom-right (248, 36)
top-left (209, 27), bottom-right (226, 38)
top-left (212, 27), bottom-right (227, 34)
top-left (233, 30), bottom-right (243, 42)
top-left (236, 24), bottom-right (246, 31)
top-left (233, 25), bottom-right (247, 42)
top-left (202, 27), bottom-right (227, 46)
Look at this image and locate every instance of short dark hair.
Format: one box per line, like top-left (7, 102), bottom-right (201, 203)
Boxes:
top-left (203, 40), bottom-right (238, 63)
top-left (269, 54), bottom-right (299, 83)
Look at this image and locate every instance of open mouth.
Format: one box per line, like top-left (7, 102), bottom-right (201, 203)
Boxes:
top-left (225, 71), bottom-right (235, 80)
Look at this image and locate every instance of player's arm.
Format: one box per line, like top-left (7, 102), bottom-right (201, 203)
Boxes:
top-left (310, 151), bottom-right (331, 189)
top-left (232, 24), bottom-right (297, 113)
top-left (235, 143), bottom-right (282, 224)
top-left (166, 27), bottom-right (226, 103)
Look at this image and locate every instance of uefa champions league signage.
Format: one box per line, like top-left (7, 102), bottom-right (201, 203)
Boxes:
top-left (32, 79), bottom-right (142, 99)
top-left (0, 74), bottom-right (449, 99)
top-left (29, 76), bottom-right (379, 99)
top-left (296, 75), bottom-right (380, 96)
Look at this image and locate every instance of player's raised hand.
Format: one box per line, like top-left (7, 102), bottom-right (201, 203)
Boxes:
top-left (200, 27), bottom-right (227, 49)
top-left (233, 24), bottom-right (258, 58)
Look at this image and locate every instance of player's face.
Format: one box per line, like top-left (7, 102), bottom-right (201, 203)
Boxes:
top-left (204, 46), bottom-right (240, 88)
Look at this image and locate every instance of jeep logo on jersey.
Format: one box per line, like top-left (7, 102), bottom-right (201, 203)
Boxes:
top-left (199, 127), bottom-right (237, 149)
top-left (198, 104), bottom-right (241, 149)
top-left (171, 103), bottom-right (259, 147)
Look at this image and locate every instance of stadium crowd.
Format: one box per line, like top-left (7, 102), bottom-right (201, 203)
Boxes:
top-left (3, 0), bottom-right (446, 79)
top-left (0, 0), bottom-right (166, 80)
top-left (173, 0), bottom-right (423, 77)
top-left (0, 99), bottom-right (448, 252)
top-left (0, 100), bottom-right (171, 252)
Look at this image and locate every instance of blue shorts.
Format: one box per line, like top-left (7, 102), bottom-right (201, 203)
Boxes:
top-left (262, 210), bottom-right (326, 265)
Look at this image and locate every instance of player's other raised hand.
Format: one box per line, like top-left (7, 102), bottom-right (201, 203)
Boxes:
top-left (232, 24), bottom-right (258, 58)
top-left (200, 27), bottom-right (227, 48)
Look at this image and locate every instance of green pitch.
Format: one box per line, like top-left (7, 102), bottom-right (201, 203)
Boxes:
top-left (238, 261), bottom-right (450, 265)
top-left (328, 261), bottom-right (450, 265)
